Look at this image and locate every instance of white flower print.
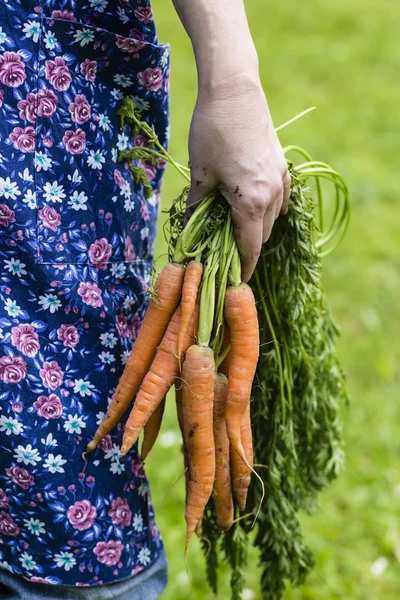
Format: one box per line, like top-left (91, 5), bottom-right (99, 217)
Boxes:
top-left (18, 167), bottom-right (33, 182)
top-left (131, 95), bottom-right (150, 112)
top-left (73, 28), bottom-right (95, 47)
top-left (67, 169), bottom-right (82, 184)
top-left (138, 546), bottom-right (151, 566)
top-left (89, 0), bottom-right (108, 13)
top-left (73, 378), bottom-right (94, 397)
top-left (110, 263), bottom-right (126, 279)
top-left (132, 512), bottom-right (143, 532)
top-left (111, 147), bottom-right (118, 162)
top-left (35, 152), bottom-right (52, 172)
top-left (98, 113), bottom-right (111, 131)
top-left (104, 443), bottom-right (120, 462)
top-left (44, 29), bottom-right (58, 50)
top-left (22, 20), bottom-right (40, 43)
top-left (113, 74), bottom-right (132, 88)
top-left (0, 415), bottom-right (24, 436)
top-left (122, 295), bottom-right (136, 311)
top-left (0, 561), bottom-right (13, 573)
top-left (0, 177), bottom-right (21, 200)
top-left (64, 414), bottom-right (86, 435)
top-left (43, 181), bottom-right (66, 204)
top-left (19, 552), bottom-right (37, 572)
top-left (4, 299), bottom-right (21, 318)
top-left (120, 181), bottom-right (131, 200)
top-left (38, 293), bottom-right (62, 313)
top-left (4, 258), bottom-right (27, 278)
top-left (95, 411), bottom-right (105, 425)
top-left (117, 132), bottom-right (129, 151)
top-left (23, 518), bottom-right (46, 537)
top-left (68, 190), bottom-right (88, 210)
top-left (0, 328), bottom-right (3, 340)
top-left (99, 331), bottom-right (118, 348)
top-left (141, 226), bottom-right (149, 240)
top-left (124, 197), bottom-right (135, 212)
top-left (14, 444), bottom-right (42, 466)
top-left (43, 453), bottom-right (67, 474)
top-left (41, 433), bottom-right (57, 447)
top-left (121, 349), bottom-right (131, 365)
top-left (0, 28), bottom-right (7, 45)
top-left (160, 48), bottom-right (170, 68)
top-left (99, 351), bottom-right (115, 364)
top-left (54, 552), bottom-right (77, 571)
top-left (22, 189), bottom-right (37, 209)
top-left (117, 7), bottom-right (129, 24)
top-left (110, 460), bottom-right (125, 474)
top-left (87, 149), bottom-right (106, 170)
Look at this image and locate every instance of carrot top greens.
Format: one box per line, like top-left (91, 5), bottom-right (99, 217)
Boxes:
top-left (118, 96), bottom-right (350, 600)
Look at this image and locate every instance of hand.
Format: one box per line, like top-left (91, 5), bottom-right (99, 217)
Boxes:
top-left (186, 72), bottom-right (290, 283)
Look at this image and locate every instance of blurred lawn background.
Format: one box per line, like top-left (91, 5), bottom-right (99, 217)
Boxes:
top-left (146, 1), bottom-right (400, 598)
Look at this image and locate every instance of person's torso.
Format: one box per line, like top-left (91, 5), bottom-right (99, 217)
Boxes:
top-left (0, 0), bottom-right (170, 586)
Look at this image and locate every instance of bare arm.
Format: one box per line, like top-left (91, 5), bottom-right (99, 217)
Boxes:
top-left (171, 0), bottom-right (290, 282)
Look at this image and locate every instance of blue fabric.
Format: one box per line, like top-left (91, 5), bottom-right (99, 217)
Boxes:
top-left (0, 547), bottom-right (168, 598)
top-left (0, 0), bottom-right (170, 588)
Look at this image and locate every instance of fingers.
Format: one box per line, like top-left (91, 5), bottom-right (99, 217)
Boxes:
top-left (281, 170), bottom-right (291, 215)
top-left (230, 205), bottom-right (263, 283)
top-left (263, 200), bottom-right (279, 245)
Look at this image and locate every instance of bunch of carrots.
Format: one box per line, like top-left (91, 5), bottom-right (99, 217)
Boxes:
top-left (87, 176), bottom-right (259, 549)
top-left (86, 97), bottom-right (350, 597)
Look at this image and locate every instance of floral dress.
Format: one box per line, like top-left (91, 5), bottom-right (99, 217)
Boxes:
top-left (0, 0), bottom-right (170, 586)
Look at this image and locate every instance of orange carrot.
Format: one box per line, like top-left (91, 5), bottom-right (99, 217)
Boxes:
top-left (86, 262), bottom-right (184, 453)
top-left (140, 397), bottom-right (166, 461)
top-left (120, 303), bottom-right (199, 457)
top-left (212, 372), bottom-right (234, 531)
top-left (230, 402), bottom-right (253, 511)
top-left (182, 344), bottom-right (215, 552)
top-left (177, 260), bottom-right (203, 363)
top-left (224, 284), bottom-right (259, 463)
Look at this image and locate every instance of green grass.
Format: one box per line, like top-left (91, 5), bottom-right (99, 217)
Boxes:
top-left (145, 1), bottom-right (400, 598)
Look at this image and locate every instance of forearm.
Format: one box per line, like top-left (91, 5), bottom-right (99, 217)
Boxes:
top-left (171, 0), bottom-right (260, 94)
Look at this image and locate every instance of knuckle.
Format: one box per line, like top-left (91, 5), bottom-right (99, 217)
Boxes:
top-left (270, 178), bottom-right (284, 200)
top-left (245, 195), bottom-right (268, 219)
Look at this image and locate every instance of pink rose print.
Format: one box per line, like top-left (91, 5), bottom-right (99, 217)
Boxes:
top-left (123, 237), bottom-right (135, 262)
top-left (116, 32), bottom-right (146, 53)
top-left (33, 393), bottom-right (63, 419)
top-left (0, 52), bottom-right (26, 88)
top-left (67, 500), bottom-right (97, 531)
top-left (142, 162), bottom-right (157, 182)
top-left (39, 360), bottom-right (64, 390)
top-left (63, 129), bottom-right (86, 155)
top-left (38, 206), bottom-right (61, 232)
top-left (93, 540), bottom-right (123, 566)
top-left (5, 466), bottom-right (35, 490)
top-left (57, 324), bottom-right (80, 348)
top-left (0, 511), bottom-right (20, 537)
top-left (80, 59), bottom-right (97, 82)
top-left (29, 577), bottom-right (50, 584)
top-left (50, 9), bottom-right (77, 21)
top-left (68, 94), bottom-right (91, 125)
top-left (0, 203), bottom-right (16, 227)
top-left (134, 7), bottom-right (154, 23)
top-left (0, 355), bottom-right (27, 383)
top-left (130, 313), bottom-right (141, 340)
top-left (37, 88), bottom-right (58, 117)
top-left (88, 238), bottom-right (113, 269)
top-left (116, 313), bottom-right (130, 339)
top-left (137, 67), bottom-right (163, 92)
top-left (45, 57), bottom-right (72, 91)
top-left (131, 457), bottom-right (145, 478)
top-left (0, 88), bottom-right (3, 108)
top-left (133, 133), bottom-right (148, 147)
top-left (42, 135), bottom-right (53, 148)
top-left (113, 169), bottom-right (125, 188)
top-left (108, 497), bottom-right (132, 528)
top-left (98, 435), bottom-right (112, 451)
top-left (9, 126), bottom-right (35, 153)
top-left (11, 324), bottom-right (40, 357)
top-left (0, 490), bottom-right (9, 509)
top-left (77, 282), bottom-right (103, 308)
top-left (17, 92), bottom-right (37, 123)
top-left (140, 201), bottom-right (149, 221)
